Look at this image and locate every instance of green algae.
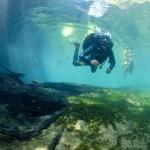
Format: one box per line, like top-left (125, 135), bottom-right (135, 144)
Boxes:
top-left (56, 88), bottom-right (150, 149)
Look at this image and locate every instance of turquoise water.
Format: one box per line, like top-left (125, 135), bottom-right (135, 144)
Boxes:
top-left (0, 0), bottom-right (150, 88)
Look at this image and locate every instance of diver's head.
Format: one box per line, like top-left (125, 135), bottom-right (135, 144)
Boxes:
top-left (98, 35), bottom-right (110, 49)
top-left (101, 40), bottom-right (108, 49)
top-left (94, 29), bottom-right (113, 49)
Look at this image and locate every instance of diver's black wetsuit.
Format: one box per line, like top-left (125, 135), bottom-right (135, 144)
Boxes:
top-left (73, 33), bottom-right (116, 72)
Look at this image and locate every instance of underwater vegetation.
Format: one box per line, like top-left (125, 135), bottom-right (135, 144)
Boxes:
top-left (0, 74), bottom-right (150, 150)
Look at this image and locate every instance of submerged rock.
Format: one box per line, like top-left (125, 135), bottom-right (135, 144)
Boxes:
top-left (0, 73), bottom-right (67, 140)
top-left (74, 120), bottom-right (87, 131)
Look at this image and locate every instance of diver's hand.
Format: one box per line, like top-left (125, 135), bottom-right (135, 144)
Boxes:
top-left (106, 67), bottom-right (112, 74)
top-left (90, 60), bottom-right (100, 66)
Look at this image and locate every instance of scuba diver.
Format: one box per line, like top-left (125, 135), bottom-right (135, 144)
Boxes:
top-left (123, 48), bottom-right (134, 76)
top-left (72, 29), bottom-right (116, 73)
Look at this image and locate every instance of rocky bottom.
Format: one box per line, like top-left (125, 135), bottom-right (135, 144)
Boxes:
top-left (0, 75), bottom-right (150, 150)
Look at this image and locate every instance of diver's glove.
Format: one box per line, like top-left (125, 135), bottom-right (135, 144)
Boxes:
top-left (106, 67), bottom-right (112, 74)
top-left (90, 60), bottom-right (100, 66)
